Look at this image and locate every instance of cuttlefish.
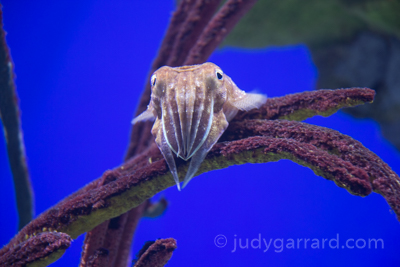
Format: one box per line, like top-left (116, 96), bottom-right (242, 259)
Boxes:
top-left (132, 62), bottom-right (266, 190)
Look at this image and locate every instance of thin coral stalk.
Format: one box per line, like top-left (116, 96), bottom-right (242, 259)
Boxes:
top-left (184, 0), bottom-right (258, 65)
top-left (167, 0), bottom-right (222, 67)
top-left (0, 6), bottom-right (33, 230)
top-left (113, 204), bottom-right (148, 267)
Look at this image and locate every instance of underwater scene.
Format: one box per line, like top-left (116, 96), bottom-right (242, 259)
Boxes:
top-left (1, 1), bottom-right (400, 266)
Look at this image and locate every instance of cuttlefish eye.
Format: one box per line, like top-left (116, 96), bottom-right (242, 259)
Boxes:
top-left (215, 69), bottom-right (223, 80)
top-left (150, 74), bottom-right (157, 86)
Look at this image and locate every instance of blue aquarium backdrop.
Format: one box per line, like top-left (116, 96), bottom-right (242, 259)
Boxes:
top-left (1, 1), bottom-right (399, 266)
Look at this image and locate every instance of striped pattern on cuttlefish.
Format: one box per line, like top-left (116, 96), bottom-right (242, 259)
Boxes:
top-left (132, 62), bottom-right (267, 190)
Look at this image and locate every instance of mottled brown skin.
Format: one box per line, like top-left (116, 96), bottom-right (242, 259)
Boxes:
top-left (133, 62), bottom-right (266, 189)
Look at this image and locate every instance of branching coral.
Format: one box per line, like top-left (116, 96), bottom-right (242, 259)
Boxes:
top-left (1, 232), bottom-right (72, 266)
top-left (1, 1), bottom-right (399, 267)
top-left (132, 238), bottom-right (177, 267)
top-left (2, 85), bottom-right (394, 266)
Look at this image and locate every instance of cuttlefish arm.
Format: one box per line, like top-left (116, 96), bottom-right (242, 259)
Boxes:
top-left (153, 117), bottom-right (182, 190)
top-left (182, 110), bottom-right (228, 188)
top-left (131, 106), bottom-right (184, 191)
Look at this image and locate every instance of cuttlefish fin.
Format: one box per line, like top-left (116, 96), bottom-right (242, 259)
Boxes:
top-left (223, 92), bottom-right (267, 121)
top-left (230, 93), bottom-right (267, 112)
top-left (131, 106), bottom-right (156, 125)
top-left (182, 111), bottom-right (229, 188)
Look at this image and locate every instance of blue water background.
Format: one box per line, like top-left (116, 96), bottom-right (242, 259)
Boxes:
top-left (1, 1), bottom-right (399, 266)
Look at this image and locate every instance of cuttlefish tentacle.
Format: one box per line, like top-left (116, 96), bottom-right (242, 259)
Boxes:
top-left (132, 62), bottom-right (267, 190)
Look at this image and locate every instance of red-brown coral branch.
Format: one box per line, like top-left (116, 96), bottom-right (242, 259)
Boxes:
top-left (80, 219), bottom-right (109, 267)
top-left (0, 7), bottom-right (34, 229)
top-left (223, 119), bottom-right (400, 217)
top-left (184, 0), bottom-right (258, 65)
top-left (2, 88), bottom-right (389, 266)
top-left (211, 136), bottom-right (371, 196)
top-left (0, 231), bottom-right (72, 266)
top-left (150, 0), bottom-right (196, 75)
top-left (4, 114), bottom-right (395, 249)
top-left (132, 238), bottom-right (177, 267)
top-left (80, 172), bottom-right (138, 267)
top-left (113, 203), bottom-right (148, 267)
top-left (167, 0), bottom-right (222, 67)
top-left (83, 199), bottom-right (162, 266)
top-left (136, 0), bottom-right (196, 118)
top-left (80, 146), bottom-right (161, 265)
top-left (80, 171), bottom-right (150, 267)
top-left (1, 124), bottom-right (395, 265)
top-left (234, 87), bottom-right (375, 121)
top-left (85, 248), bottom-right (109, 267)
